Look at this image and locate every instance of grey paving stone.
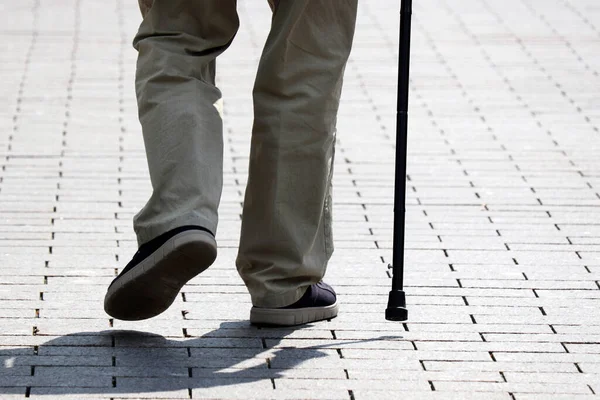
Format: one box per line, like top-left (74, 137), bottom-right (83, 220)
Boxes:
top-left (483, 332), bottom-right (600, 343)
top-left (29, 388), bottom-right (184, 398)
top-left (1, 354), bottom-right (112, 367)
top-left (460, 279), bottom-right (598, 290)
top-left (351, 391), bottom-right (513, 400)
top-left (513, 395), bottom-right (595, 400)
top-left (0, 365), bottom-right (31, 376)
top-left (265, 338), bottom-right (415, 351)
top-left (416, 340), bottom-right (565, 353)
top-left (275, 376), bottom-right (430, 391)
top-left (0, 389), bottom-right (26, 398)
top-left (351, 369), bottom-right (503, 383)
top-left (0, 375), bottom-right (111, 387)
top-left (189, 388), bottom-right (349, 400)
top-left (579, 362), bottom-right (600, 374)
top-left (433, 381), bottom-right (592, 394)
top-left (116, 376), bottom-right (272, 393)
top-left (535, 289), bottom-right (600, 299)
top-left (492, 352), bottom-right (600, 364)
top-left (564, 343), bottom-right (600, 354)
top-left (422, 360), bottom-right (578, 373)
top-left (503, 371), bottom-right (600, 385)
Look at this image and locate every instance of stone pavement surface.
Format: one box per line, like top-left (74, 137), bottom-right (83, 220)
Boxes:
top-left (1, 0), bottom-right (600, 398)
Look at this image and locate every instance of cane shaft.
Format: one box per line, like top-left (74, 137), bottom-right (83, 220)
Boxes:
top-left (391, 0), bottom-right (412, 291)
top-left (386, 0), bottom-right (412, 321)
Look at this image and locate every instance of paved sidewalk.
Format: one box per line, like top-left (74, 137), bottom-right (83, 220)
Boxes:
top-left (1, 0), bottom-right (600, 398)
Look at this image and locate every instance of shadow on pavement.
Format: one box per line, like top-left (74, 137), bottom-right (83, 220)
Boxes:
top-left (0, 321), bottom-right (403, 396)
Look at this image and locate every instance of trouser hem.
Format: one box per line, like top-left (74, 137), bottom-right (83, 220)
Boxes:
top-left (134, 213), bottom-right (217, 246)
top-left (251, 285), bottom-right (310, 309)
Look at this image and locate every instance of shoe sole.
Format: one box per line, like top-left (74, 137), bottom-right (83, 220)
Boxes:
top-left (104, 230), bottom-right (217, 321)
top-left (249, 302), bottom-right (339, 326)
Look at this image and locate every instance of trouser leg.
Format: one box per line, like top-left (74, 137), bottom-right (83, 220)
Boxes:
top-left (133, 0), bottom-right (239, 245)
top-left (236, 0), bottom-right (358, 308)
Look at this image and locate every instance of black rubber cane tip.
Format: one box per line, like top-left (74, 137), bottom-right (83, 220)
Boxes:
top-left (385, 289), bottom-right (408, 322)
top-left (385, 306), bottom-right (408, 321)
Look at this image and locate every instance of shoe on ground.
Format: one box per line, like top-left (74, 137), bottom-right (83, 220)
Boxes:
top-left (104, 226), bottom-right (217, 321)
top-left (250, 281), bottom-right (339, 326)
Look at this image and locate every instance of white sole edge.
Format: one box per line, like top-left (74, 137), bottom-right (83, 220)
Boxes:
top-left (250, 302), bottom-right (339, 326)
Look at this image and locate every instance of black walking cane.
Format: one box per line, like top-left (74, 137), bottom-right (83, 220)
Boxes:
top-left (385, 0), bottom-right (412, 322)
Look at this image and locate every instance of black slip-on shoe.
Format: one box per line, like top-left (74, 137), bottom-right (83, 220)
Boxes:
top-left (250, 281), bottom-right (339, 326)
top-left (104, 225), bottom-right (217, 321)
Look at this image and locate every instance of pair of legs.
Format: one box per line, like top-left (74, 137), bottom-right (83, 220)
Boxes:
top-left (131, 0), bottom-right (357, 309)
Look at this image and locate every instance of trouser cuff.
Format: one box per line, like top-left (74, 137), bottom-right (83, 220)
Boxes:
top-left (134, 213), bottom-right (217, 246)
top-left (251, 285), bottom-right (310, 308)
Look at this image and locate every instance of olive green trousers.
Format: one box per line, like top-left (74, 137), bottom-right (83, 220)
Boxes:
top-left (133, 0), bottom-right (357, 307)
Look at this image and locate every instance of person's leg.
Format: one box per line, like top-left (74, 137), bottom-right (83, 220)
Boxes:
top-left (236, 0), bottom-right (358, 312)
top-left (104, 0), bottom-right (239, 321)
top-left (133, 0), bottom-right (239, 244)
